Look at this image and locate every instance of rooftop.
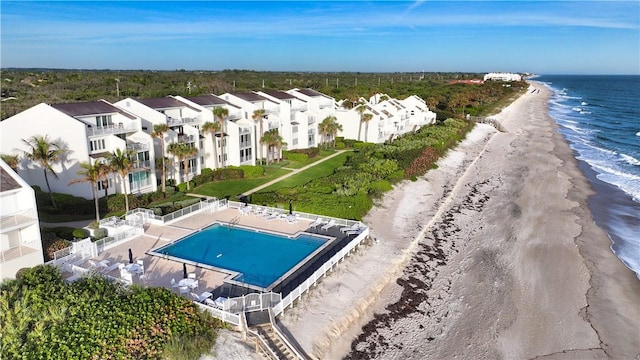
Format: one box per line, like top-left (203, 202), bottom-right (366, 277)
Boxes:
top-left (137, 97), bottom-right (200, 112)
top-left (0, 167), bottom-right (21, 192)
top-left (52, 100), bottom-right (137, 119)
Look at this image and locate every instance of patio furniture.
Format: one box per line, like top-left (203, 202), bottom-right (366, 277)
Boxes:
top-left (340, 222), bottom-right (362, 233)
top-left (321, 219), bottom-right (336, 231)
top-left (309, 217), bottom-right (324, 229)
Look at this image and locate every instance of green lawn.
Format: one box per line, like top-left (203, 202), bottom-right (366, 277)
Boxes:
top-left (261, 151), bottom-right (352, 191)
top-left (191, 168), bottom-right (291, 199)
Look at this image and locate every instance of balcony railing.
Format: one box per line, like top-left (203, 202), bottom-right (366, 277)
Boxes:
top-left (308, 129), bottom-right (315, 135)
top-left (87, 123), bottom-right (139, 137)
top-left (319, 100), bottom-right (334, 109)
top-left (268, 122), bottom-right (279, 131)
top-left (178, 134), bottom-right (196, 143)
top-left (167, 117), bottom-right (199, 126)
top-left (240, 141), bottom-right (252, 148)
top-left (0, 240), bottom-right (41, 264)
top-left (0, 209), bottom-right (37, 231)
top-left (291, 104), bottom-right (307, 112)
top-left (131, 160), bottom-right (151, 169)
top-left (127, 142), bottom-right (149, 151)
top-left (130, 178), bottom-right (153, 192)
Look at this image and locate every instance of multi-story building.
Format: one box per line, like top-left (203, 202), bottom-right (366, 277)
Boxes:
top-left (0, 89), bottom-right (437, 196)
top-left (0, 100), bottom-right (157, 199)
top-left (180, 94), bottom-right (254, 168)
top-left (335, 94), bottom-right (436, 143)
top-left (116, 97), bottom-right (205, 185)
top-left (0, 159), bottom-right (44, 280)
top-left (483, 72), bottom-right (522, 82)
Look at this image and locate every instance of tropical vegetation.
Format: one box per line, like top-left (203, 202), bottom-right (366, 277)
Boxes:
top-left (21, 135), bottom-right (70, 209)
top-left (0, 265), bottom-right (224, 359)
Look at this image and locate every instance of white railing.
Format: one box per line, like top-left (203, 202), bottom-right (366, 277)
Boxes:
top-left (167, 117), bottom-right (199, 126)
top-left (131, 160), bottom-right (151, 169)
top-left (95, 227), bottom-right (145, 253)
top-left (247, 328), bottom-right (280, 360)
top-left (0, 208), bottom-right (36, 229)
top-left (269, 309), bottom-right (306, 360)
top-left (127, 142), bottom-right (149, 151)
top-left (194, 302), bottom-right (241, 326)
top-left (87, 123), bottom-right (139, 136)
top-left (272, 228), bottom-right (369, 317)
top-left (0, 240), bottom-right (41, 263)
top-left (124, 198), bottom-right (227, 225)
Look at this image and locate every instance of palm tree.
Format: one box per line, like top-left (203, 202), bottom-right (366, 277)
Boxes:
top-left (68, 162), bottom-right (101, 224)
top-left (362, 113), bottom-right (373, 143)
top-left (212, 107), bottom-right (229, 168)
top-left (201, 121), bottom-right (221, 169)
top-left (167, 142), bottom-right (198, 191)
top-left (21, 135), bottom-right (69, 209)
top-left (107, 148), bottom-right (135, 212)
top-left (355, 103), bottom-right (366, 141)
top-left (96, 161), bottom-right (112, 199)
top-left (318, 116), bottom-right (342, 149)
top-left (260, 129), bottom-right (285, 164)
top-left (252, 109), bottom-right (266, 165)
top-left (328, 118), bottom-right (342, 147)
top-left (151, 124), bottom-right (169, 193)
top-left (0, 153), bottom-right (19, 172)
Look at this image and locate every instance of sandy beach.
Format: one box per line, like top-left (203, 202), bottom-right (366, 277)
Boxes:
top-left (272, 83), bottom-right (640, 359)
top-left (208, 83), bottom-right (640, 360)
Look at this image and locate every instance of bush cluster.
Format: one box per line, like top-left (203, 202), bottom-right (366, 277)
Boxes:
top-left (191, 167), bottom-right (245, 187)
top-left (282, 151), bottom-right (308, 163)
top-left (0, 265), bottom-right (223, 359)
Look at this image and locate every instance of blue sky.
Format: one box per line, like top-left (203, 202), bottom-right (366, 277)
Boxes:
top-left (1, 1), bottom-right (638, 74)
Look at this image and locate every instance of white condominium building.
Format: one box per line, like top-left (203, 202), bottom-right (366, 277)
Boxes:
top-left (0, 100), bottom-right (157, 199)
top-left (0, 159), bottom-right (44, 280)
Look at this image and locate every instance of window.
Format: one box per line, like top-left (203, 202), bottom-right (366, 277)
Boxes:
top-left (97, 178), bottom-right (113, 191)
top-left (292, 138), bottom-right (298, 146)
top-left (200, 156), bottom-right (204, 165)
top-left (292, 126), bottom-right (298, 134)
top-left (90, 139), bottom-right (106, 152)
top-left (95, 115), bottom-right (113, 127)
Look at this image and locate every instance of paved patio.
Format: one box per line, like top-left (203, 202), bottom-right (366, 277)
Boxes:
top-left (63, 207), bottom-right (320, 298)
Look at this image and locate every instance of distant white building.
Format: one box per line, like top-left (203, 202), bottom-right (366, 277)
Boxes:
top-left (484, 72), bottom-right (522, 82)
top-left (335, 94), bottom-right (436, 143)
top-left (0, 159), bottom-right (44, 280)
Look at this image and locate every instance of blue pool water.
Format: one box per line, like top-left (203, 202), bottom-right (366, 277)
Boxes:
top-left (154, 223), bottom-right (327, 288)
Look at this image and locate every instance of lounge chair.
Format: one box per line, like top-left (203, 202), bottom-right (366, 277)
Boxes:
top-left (264, 212), bottom-right (280, 222)
top-left (340, 222), bottom-right (362, 233)
top-left (309, 217), bottom-right (324, 229)
top-left (101, 262), bottom-right (124, 274)
top-left (345, 228), bottom-right (365, 236)
top-left (320, 219), bottom-right (336, 231)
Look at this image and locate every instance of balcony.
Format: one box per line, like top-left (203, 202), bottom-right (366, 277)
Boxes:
top-left (126, 142), bottom-right (149, 151)
top-left (240, 141), bottom-right (252, 148)
top-left (268, 122), bottom-right (280, 131)
top-left (167, 117), bottom-right (199, 127)
top-left (87, 122), bottom-right (139, 137)
top-left (178, 134), bottom-right (196, 143)
top-left (308, 129), bottom-right (316, 135)
top-left (131, 160), bottom-right (152, 170)
top-left (291, 104), bottom-right (307, 112)
top-left (129, 178), bottom-right (153, 193)
top-left (0, 209), bottom-right (37, 232)
top-left (319, 100), bottom-right (334, 109)
top-left (0, 240), bottom-right (41, 264)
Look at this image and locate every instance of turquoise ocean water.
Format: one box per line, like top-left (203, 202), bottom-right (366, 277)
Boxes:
top-left (535, 75), bottom-right (640, 278)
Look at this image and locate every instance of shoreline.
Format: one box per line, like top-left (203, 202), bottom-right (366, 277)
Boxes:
top-left (278, 82), bottom-right (640, 359)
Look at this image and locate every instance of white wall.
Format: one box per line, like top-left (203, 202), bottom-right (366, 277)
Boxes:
top-left (0, 103), bottom-right (93, 199)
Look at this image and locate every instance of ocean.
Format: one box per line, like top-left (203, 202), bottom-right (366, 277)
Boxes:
top-left (535, 75), bottom-right (640, 279)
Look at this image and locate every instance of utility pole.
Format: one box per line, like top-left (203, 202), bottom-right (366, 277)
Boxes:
top-left (115, 78), bottom-right (120, 97)
top-left (336, 78), bottom-right (339, 88)
top-left (187, 81), bottom-right (192, 94)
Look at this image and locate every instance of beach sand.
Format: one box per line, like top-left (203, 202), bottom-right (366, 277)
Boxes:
top-left (277, 83), bottom-right (640, 360)
top-left (209, 83), bottom-right (640, 359)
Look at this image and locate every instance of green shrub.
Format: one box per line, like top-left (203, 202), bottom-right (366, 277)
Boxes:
top-left (335, 141), bottom-right (346, 149)
top-left (238, 165), bottom-right (264, 179)
top-left (368, 179), bottom-right (393, 195)
top-left (93, 228), bottom-right (107, 240)
top-left (41, 232), bottom-right (71, 261)
top-left (165, 186), bottom-right (176, 196)
top-left (72, 228), bottom-right (89, 239)
top-left (283, 151), bottom-right (308, 163)
top-left (212, 168), bottom-right (244, 181)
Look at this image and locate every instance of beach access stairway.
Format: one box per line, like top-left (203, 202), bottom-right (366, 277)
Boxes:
top-left (245, 309), bottom-right (307, 360)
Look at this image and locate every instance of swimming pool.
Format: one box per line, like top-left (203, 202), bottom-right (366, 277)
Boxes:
top-left (151, 223), bottom-right (330, 289)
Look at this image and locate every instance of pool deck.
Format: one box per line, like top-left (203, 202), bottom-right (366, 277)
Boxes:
top-left (63, 208), bottom-right (328, 297)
